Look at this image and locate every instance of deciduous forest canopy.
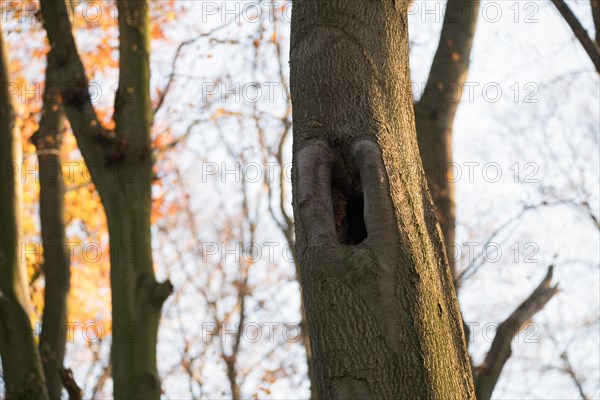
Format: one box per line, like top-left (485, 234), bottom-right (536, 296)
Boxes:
top-left (0, 0), bottom-right (598, 399)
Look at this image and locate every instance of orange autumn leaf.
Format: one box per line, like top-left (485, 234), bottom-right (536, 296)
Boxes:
top-left (152, 24), bottom-right (166, 40)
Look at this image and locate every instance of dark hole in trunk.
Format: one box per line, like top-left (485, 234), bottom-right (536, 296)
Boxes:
top-left (333, 186), bottom-right (367, 245)
top-left (345, 195), bottom-right (367, 245)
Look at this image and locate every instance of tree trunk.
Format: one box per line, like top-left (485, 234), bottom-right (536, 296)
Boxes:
top-left (0, 26), bottom-right (49, 400)
top-left (289, 0), bottom-right (475, 398)
top-left (106, 2), bottom-right (171, 398)
top-left (415, 0), bottom-right (480, 286)
top-left (31, 48), bottom-right (72, 400)
top-left (39, 1), bottom-right (172, 398)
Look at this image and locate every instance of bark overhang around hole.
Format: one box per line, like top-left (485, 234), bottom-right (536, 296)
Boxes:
top-left (300, 139), bottom-right (374, 247)
top-left (295, 138), bottom-right (400, 252)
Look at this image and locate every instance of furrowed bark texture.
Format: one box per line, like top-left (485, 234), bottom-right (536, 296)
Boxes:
top-left (415, 0), bottom-right (480, 285)
top-left (39, 1), bottom-right (171, 398)
top-left (0, 27), bottom-right (49, 400)
top-left (31, 49), bottom-right (72, 400)
top-left (290, 1), bottom-right (475, 398)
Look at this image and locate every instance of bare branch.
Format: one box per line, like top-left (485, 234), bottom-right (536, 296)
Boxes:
top-left (59, 368), bottom-right (82, 400)
top-left (560, 351), bottom-right (589, 400)
top-left (551, 0), bottom-right (600, 73)
top-left (153, 13), bottom-right (242, 114)
top-left (458, 199), bottom-right (598, 284)
top-left (33, 31), bottom-right (72, 400)
top-left (90, 358), bottom-right (111, 400)
top-left (458, 204), bottom-right (535, 283)
top-left (474, 266), bottom-right (559, 400)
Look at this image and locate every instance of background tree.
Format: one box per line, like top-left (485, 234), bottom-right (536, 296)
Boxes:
top-left (415, 0), bottom-right (480, 283)
top-left (39, 0), bottom-right (171, 397)
top-left (0, 25), bottom-right (49, 400)
top-left (31, 47), bottom-right (75, 400)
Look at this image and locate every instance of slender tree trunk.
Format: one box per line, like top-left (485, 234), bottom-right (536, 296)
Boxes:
top-left (0, 26), bottom-right (49, 400)
top-left (290, 0), bottom-right (474, 398)
top-left (39, 1), bottom-right (171, 398)
top-left (106, 2), bottom-right (171, 398)
top-left (31, 48), bottom-right (72, 400)
top-left (414, 0), bottom-right (480, 286)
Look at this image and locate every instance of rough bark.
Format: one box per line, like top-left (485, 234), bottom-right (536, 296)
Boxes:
top-left (31, 47), bottom-right (71, 400)
top-left (551, 0), bottom-right (600, 73)
top-left (0, 26), bottom-right (49, 400)
top-left (414, 0), bottom-right (480, 285)
top-left (39, 1), bottom-right (172, 398)
top-left (290, 0), bottom-right (475, 398)
top-left (474, 266), bottom-right (558, 400)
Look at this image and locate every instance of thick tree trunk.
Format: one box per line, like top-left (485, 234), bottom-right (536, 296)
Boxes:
top-left (31, 49), bottom-right (72, 400)
top-left (39, 1), bottom-right (171, 398)
top-left (0, 27), bottom-right (49, 400)
top-left (415, 0), bottom-right (480, 286)
top-left (289, 1), bottom-right (474, 398)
